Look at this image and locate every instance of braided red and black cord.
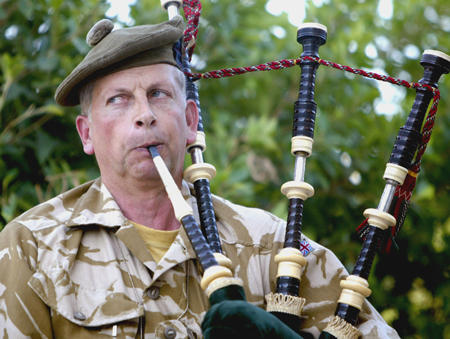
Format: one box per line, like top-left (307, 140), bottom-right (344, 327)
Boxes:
top-left (182, 0), bottom-right (202, 60)
top-left (180, 0), bottom-right (441, 252)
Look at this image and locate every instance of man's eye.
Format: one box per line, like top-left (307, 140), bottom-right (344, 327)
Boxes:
top-left (107, 95), bottom-right (126, 104)
top-left (149, 90), bottom-right (168, 98)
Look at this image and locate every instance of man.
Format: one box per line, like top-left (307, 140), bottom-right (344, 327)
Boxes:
top-left (0, 16), bottom-right (399, 338)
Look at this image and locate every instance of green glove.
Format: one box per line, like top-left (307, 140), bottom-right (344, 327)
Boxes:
top-left (202, 300), bottom-right (304, 339)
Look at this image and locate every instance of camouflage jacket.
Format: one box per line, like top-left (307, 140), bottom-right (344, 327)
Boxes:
top-left (0, 178), bottom-right (399, 338)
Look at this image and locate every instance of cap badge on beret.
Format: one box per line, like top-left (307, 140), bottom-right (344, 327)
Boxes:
top-left (86, 19), bottom-right (114, 46)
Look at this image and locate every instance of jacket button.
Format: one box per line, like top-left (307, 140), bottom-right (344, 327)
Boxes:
top-left (147, 286), bottom-right (160, 300)
top-left (73, 311), bottom-right (86, 321)
top-left (164, 326), bottom-right (176, 339)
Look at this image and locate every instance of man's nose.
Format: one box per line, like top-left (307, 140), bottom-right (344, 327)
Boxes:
top-left (134, 99), bottom-right (156, 128)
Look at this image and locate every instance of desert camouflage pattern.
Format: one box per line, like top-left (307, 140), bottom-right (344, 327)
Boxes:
top-left (0, 178), bottom-right (399, 338)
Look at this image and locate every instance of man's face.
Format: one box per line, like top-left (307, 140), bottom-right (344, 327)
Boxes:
top-left (76, 64), bottom-right (198, 186)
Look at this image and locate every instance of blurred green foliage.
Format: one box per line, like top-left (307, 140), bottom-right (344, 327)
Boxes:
top-left (1, 0), bottom-right (449, 337)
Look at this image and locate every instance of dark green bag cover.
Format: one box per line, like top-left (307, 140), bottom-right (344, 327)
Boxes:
top-left (202, 299), bottom-right (305, 339)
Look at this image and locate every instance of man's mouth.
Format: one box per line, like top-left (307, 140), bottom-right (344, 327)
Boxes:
top-left (136, 143), bottom-right (162, 153)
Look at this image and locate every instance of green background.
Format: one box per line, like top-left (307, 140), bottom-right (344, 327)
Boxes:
top-left (1, 0), bottom-right (449, 337)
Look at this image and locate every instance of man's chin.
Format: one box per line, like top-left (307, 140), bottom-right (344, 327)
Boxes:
top-left (130, 166), bottom-right (160, 182)
top-left (130, 163), bottom-right (180, 183)
top-left (123, 156), bottom-right (183, 184)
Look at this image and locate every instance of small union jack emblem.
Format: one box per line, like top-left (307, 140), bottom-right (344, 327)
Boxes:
top-left (300, 238), bottom-right (314, 256)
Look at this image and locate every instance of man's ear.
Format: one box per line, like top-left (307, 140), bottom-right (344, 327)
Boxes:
top-left (185, 99), bottom-right (199, 145)
top-left (76, 115), bottom-right (95, 155)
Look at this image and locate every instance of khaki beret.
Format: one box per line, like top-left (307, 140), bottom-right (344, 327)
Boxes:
top-left (55, 16), bottom-right (184, 106)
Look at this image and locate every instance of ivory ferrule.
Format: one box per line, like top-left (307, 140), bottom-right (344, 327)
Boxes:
top-left (275, 247), bottom-right (307, 279)
top-left (281, 181), bottom-right (314, 200)
top-left (424, 49), bottom-right (450, 61)
top-left (213, 252), bottom-right (233, 269)
top-left (291, 136), bottom-right (314, 156)
top-left (200, 265), bottom-right (233, 290)
top-left (187, 132), bottom-right (206, 151)
top-left (161, 0), bottom-right (182, 9)
top-left (184, 163), bottom-right (216, 182)
top-left (205, 277), bottom-right (244, 298)
top-left (299, 22), bottom-right (328, 33)
top-left (338, 275), bottom-right (371, 310)
top-left (383, 163), bottom-right (408, 185)
top-left (363, 208), bottom-right (396, 230)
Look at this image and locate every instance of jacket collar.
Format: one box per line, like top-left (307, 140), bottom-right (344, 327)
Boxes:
top-left (66, 177), bottom-right (126, 228)
top-left (66, 178), bottom-right (195, 229)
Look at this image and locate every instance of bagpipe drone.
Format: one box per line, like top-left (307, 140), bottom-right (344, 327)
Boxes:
top-left (150, 1), bottom-right (449, 338)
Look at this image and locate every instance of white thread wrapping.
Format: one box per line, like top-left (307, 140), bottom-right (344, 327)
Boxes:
top-left (265, 293), bottom-right (306, 316)
top-left (323, 315), bottom-right (361, 339)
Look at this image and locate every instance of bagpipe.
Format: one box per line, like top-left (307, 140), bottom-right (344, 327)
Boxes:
top-left (151, 1), bottom-right (449, 338)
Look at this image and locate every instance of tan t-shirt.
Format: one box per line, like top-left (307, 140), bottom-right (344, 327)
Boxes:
top-left (131, 221), bottom-right (179, 263)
